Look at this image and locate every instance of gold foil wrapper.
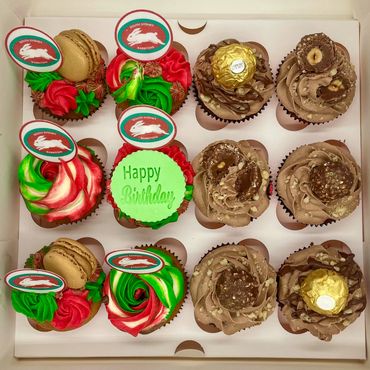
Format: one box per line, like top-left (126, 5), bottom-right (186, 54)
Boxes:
top-left (300, 269), bottom-right (349, 315)
top-left (211, 44), bottom-right (257, 89)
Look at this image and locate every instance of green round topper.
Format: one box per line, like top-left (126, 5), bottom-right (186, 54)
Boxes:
top-left (110, 150), bottom-right (186, 222)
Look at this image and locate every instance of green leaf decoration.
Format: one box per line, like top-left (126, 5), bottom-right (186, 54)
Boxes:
top-left (75, 90), bottom-right (100, 117)
top-left (86, 271), bottom-right (106, 302)
top-left (184, 185), bottom-right (193, 201)
top-left (25, 71), bottom-right (62, 92)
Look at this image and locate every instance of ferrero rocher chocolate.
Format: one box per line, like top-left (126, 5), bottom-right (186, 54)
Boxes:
top-left (300, 269), bottom-right (349, 315)
top-left (211, 44), bottom-right (256, 89)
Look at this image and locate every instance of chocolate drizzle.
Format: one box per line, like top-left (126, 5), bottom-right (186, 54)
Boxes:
top-left (278, 244), bottom-right (366, 341)
top-left (194, 39), bottom-right (273, 120)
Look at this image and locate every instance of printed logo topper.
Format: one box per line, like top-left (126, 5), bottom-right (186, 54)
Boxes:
top-left (115, 9), bottom-right (173, 61)
top-left (19, 120), bottom-right (77, 163)
top-left (5, 269), bottom-right (66, 294)
top-left (118, 105), bottom-right (176, 149)
top-left (5, 26), bottom-right (62, 72)
top-left (105, 250), bottom-right (164, 274)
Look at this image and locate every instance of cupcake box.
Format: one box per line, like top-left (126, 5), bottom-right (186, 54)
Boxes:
top-left (1, 5), bottom-right (368, 368)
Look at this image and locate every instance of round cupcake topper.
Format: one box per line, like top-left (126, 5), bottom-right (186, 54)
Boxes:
top-left (5, 269), bottom-right (66, 294)
top-left (19, 120), bottom-right (77, 163)
top-left (5, 26), bottom-right (63, 72)
top-left (105, 249), bottom-right (164, 274)
top-left (118, 105), bottom-right (176, 149)
top-left (115, 9), bottom-right (173, 61)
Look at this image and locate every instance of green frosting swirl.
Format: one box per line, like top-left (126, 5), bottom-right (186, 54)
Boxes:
top-left (25, 71), bottom-right (62, 92)
top-left (112, 60), bottom-right (143, 103)
top-left (18, 155), bottom-right (52, 215)
top-left (111, 248), bottom-right (184, 319)
top-left (11, 290), bottom-right (58, 322)
top-left (129, 76), bottom-right (173, 114)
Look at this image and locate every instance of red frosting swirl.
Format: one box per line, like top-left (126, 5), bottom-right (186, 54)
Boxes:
top-left (40, 80), bottom-right (78, 116)
top-left (51, 289), bottom-right (92, 330)
top-left (106, 144), bottom-right (194, 209)
top-left (105, 50), bottom-right (128, 92)
top-left (157, 48), bottom-right (192, 90)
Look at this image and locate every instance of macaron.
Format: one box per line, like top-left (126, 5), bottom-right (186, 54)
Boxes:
top-left (54, 29), bottom-right (101, 82)
top-left (43, 238), bottom-right (98, 289)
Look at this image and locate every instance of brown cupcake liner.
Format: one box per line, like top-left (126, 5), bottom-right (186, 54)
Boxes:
top-left (24, 243), bottom-right (104, 332)
top-left (192, 79), bottom-right (271, 124)
top-left (192, 242), bottom-right (276, 334)
top-left (104, 244), bottom-right (188, 335)
top-left (30, 152), bottom-right (106, 228)
top-left (275, 151), bottom-right (336, 227)
top-left (275, 53), bottom-right (342, 126)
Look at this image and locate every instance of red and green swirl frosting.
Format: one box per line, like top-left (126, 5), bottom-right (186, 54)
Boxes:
top-left (103, 247), bottom-right (185, 336)
top-left (106, 48), bottom-right (191, 114)
top-left (18, 146), bottom-right (103, 223)
top-left (106, 143), bottom-right (194, 229)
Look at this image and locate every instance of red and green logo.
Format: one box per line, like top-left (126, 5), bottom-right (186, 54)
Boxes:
top-left (5, 269), bottom-right (66, 294)
top-left (5, 26), bottom-right (62, 72)
top-left (105, 250), bottom-right (164, 274)
top-left (118, 105), bottom-right (176, 149)
top-left (19, 120), bottom-right (77, 163)
top-left (115, 10), bottom-right (172, 61)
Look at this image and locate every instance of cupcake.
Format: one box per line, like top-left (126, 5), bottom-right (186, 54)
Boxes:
top-left (276, 33), bottom-right (356, 124)
top-left (192, 140), bottom-right (270, 227)
top-left (26, 29), bottom-right (106, 121)
top-left (278, 242), bottom-right (366, 341)
top-left (103, 245), bottom-right (187, 336)
top-left (10, 238), bottom-right (105, 331)
top-left (193, 39), bottom-right (274, 122)
top-left (190, 242), bottom-right (277, 335)
top-left (276, 142), bottom-right (361, 225)
top-left (18, 145), bottom-right (105, 226)
top-left (106, 48), bottom-right (191, 115)
top-left (107, 143), bottom-right (194, 229)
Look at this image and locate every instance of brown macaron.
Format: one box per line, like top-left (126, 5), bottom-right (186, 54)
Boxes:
top-left (43, 238), bottom-right (98, 289)
top-left (54, 29), bottom-right (101, 82)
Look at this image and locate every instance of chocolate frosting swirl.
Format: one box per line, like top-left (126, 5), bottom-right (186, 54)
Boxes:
top-left (277, 33), bottom-right (356, 123)
top-left (193, 140), bottom-right (270, 227)
top-left (190, 243), bottom-right (277, 335)
top-left (277, 142), bottom-right (361, 225)
top-left (278, 243), bottom-right (366, 341)
top-left (194, 39), bottom-right (274, 120)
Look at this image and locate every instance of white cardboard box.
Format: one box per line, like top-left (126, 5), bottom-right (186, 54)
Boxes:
top-left (1, 0), bottom-right (370, 369)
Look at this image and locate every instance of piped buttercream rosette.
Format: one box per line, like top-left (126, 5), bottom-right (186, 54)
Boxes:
top-left (103, 246), bottom-right (187, 336)
top-left (106, 48), bottom-right (191, 115)
top-left (18, 145), bottom-right (105, 226)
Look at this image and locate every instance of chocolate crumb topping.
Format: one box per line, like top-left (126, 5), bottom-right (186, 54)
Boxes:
top-left (144, 62), bottom-right (162, 78)
top-left (216, 268), bottom-right (258, 311)
top-left (309, 161), bottom-right (354, 203)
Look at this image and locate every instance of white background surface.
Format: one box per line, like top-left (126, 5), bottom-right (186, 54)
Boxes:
top-left (15, 16), bottom-right (364, 359)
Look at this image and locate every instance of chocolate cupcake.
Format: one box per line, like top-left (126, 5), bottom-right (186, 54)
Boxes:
top-left (10, 238), bottom-right (105, 331)
top-left (276, 33), bottom-right (356, 124)
top-left (190, 242), bottom-right (277, 334)
top-left (192, 140), bottom-right (270, 227)
top-left (278, 242), bottom-right (366, 341)
top-left (276, 142), bottom-right (361, 225)
top-left (103, 245), bottom-right (187, 336)
top-left (26, 29), bottom-right (107, 122)
top-left (193, 39), bottom-right (274, 122)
